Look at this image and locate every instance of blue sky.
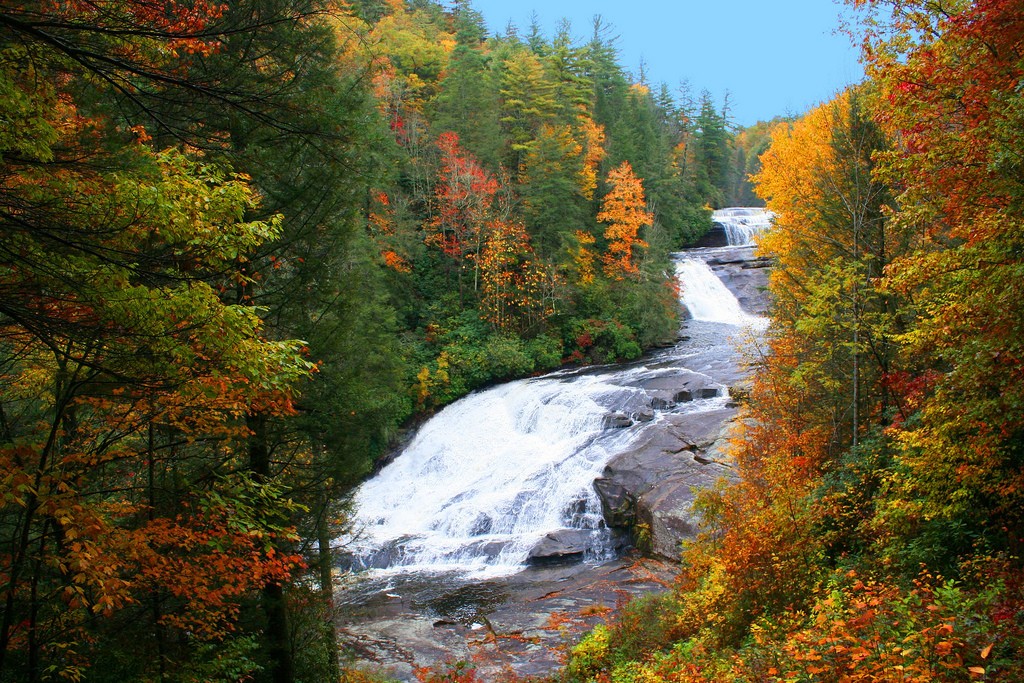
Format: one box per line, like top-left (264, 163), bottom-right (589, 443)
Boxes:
top-left (467, 0), bottom-right (864, 127)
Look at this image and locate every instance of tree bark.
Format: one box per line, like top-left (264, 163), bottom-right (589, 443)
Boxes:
top-left (316, 500), bottom-right (340, 682)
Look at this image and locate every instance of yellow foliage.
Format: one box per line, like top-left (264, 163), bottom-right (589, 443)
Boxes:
top-left (577, 116), bottom-right (606, 200)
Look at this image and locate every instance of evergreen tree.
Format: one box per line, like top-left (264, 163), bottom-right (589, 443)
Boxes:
top-left (693, 89), bottom-right (733, 207)
top-left (499, 50), bottom-right (559, 170)
top-left (431, 0), bottom-right (502, 168)
top-left (519, 124), bottom-right (589, 258)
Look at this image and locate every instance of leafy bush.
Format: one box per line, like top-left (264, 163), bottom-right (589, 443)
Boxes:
top-left (564, 318), bottom-right (642, 365)
top-left (414, 660), bottom-right (482, 682)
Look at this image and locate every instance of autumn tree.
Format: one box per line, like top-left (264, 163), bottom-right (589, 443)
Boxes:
top-left (598, 161), bottom-right (652, 280)
top-left (478, 219), bottom-right (560, 335)
top-left (0, 137), bottom-right (311, 683)
top-left (852, 0), bottom-right (1024, 560)
top-left (755, 87), bottom-right (895, 452)
top-left (426, 132), bottom-right (499, 306)
top-left (0, 2), bottom-right (407, 681)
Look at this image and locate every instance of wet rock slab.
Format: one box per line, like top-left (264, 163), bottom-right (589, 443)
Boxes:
top-left (336, 557), bottom-right (677, 681)
top-left (585, 244), bottom-right (770, 560)
top-left (639, 370), bottom-right (724, 409)
top-left (336, 245), bottom-right (770, 680)
top-left (528, 529), bottom-right (592, 564)
top-left (594, 407), bottom-right (738, 559)
top-left (703, 246), bottom-right (772, 315)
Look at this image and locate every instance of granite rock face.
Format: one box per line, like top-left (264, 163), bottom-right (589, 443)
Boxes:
top-left (705, 246), bottom-right (772, 315)
top-left (594, 408), bottom-right (738, 560)
top-left (527, 529), bottom-right (593, 564)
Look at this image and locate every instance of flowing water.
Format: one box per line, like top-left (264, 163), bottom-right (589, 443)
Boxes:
top-left (676, 258), bottom-right (769, 330)
top-left (336, 224), bottom-right (771, 677)
top-left (712, 207), bottom-right (773, 246)
top-left (341, 242), bottom-right (768, 579)
top-left (344, 372), bottom-right (643, 577)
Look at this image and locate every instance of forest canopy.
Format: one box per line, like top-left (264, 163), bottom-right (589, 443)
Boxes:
top-left (0, 0), bottom-right (756, 680)
top-left (10, 0), bottom-right (1017, 681)
top-left (552, 0), bottom-right (1024, 681)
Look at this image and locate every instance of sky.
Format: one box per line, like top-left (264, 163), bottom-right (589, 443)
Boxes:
top-left (466, 0), bottom-right (865, 127)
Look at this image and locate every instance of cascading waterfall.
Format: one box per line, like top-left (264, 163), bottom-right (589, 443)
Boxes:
top-left (712, 207), bottom-right (773, 246)
top-left (345, 373), bottom-right (649, 577)
top-left (343, 238), bottom-right (766, 579)
top-left (676, 258), bottom-right (769, 330)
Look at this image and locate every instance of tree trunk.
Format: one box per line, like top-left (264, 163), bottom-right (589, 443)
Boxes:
top-left (248, 412), bottom-right (294, 683)
top-left (316, 500), bottom-right (340, 682)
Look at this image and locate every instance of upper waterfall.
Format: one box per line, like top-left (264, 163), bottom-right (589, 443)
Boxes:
top-left (712, 207), bottom-right (773, 246)
top-left (676, 258), bottom-right (769, 331)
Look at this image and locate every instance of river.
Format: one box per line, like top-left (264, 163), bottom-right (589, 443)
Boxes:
top-left (334, 209), bottom-right (771, 680)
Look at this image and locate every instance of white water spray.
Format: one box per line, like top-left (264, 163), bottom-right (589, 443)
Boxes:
top-left (345, 374), bottom-right (647, 577)
top-left (676, 258), bottom-right (769, 331)
top-left (343, 246), bottom-right (766, 577)
top-left (712, 207), bottom-right (773, 246)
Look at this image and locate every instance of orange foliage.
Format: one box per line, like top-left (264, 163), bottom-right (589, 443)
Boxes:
top-left (851, 0), bottom-right (1024, 539)
top-left (597, 161), bottom-right (651, 280)
top-left (478, 219), bottom-right (560, 334)
top-left (368, 191), bottom-right (413, 273)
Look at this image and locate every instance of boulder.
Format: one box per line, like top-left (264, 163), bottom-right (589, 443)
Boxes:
top-left (464, 539), bottom-right (509, 560)
top-left (603, 413), bottom-right (633, 429)
top-left (633, 407), bottom-right (656, 422)
top-left (527, 529), bottom-right (591, 564)
top-left (709, 256), bottom-right (772, 315)
top-left (651, 397), bottom-right (673, 410)
top-left (639, 370), bottom-right (724, 410)
top-left (593, 408), bottom-right (741, 559)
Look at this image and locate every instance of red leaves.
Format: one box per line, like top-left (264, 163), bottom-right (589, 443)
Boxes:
top-left (429, 133), bottom-right (498, 260)
top-left (865, 0), bottom-right (1024, 238)
top-left (39, 0), bottom-right (228, 57)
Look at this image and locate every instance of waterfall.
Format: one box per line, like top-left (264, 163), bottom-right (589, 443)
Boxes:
top-left (344, 374), bottom-right (650, 577)
top-left (343, 248), bottom-right (765, 578)
top-left (712, 207), bottom-right (773, 246)
top-left (676, 258), bottom-right (769, 331)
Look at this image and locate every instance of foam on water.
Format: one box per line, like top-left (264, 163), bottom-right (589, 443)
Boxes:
top-left (343, 245), bottom-right (766, 577)
top-left (345, 374), bottom-right (647, 577)
top-left (676, 258), bottom-right (769, 331)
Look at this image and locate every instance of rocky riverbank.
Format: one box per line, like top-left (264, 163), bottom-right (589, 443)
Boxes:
top-left (336, 556), bottom-right (678, 681)
top-left (590, 245), bottom-right (769, 560)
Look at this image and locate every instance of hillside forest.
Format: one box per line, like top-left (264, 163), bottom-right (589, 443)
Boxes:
top-left (0, 0), bottom-right (770, 680)
top-left (4, 0), bottom-right (1024, 681)
top-left (550, 0), bottom-right (1024, 681)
